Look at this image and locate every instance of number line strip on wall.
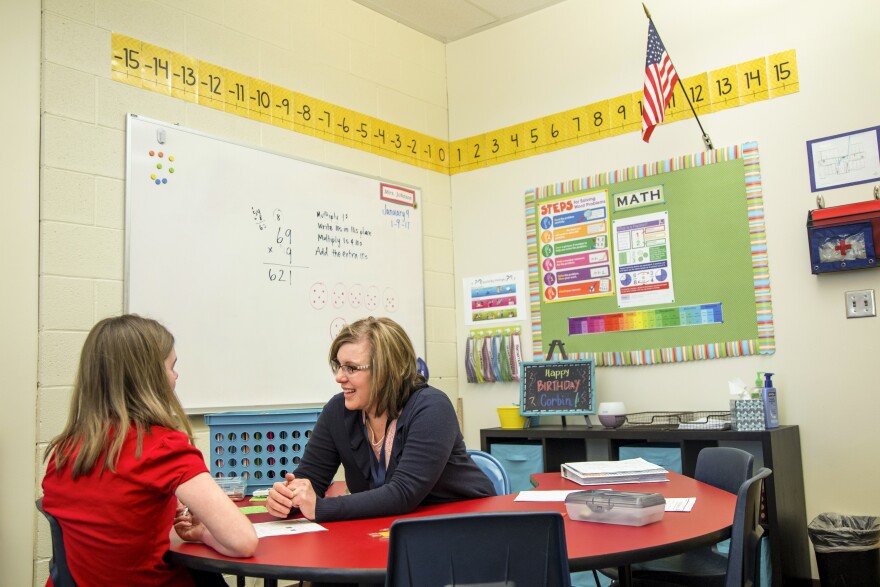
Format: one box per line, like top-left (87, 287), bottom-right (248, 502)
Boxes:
top-left (111, 34), bottom-right (798, 175)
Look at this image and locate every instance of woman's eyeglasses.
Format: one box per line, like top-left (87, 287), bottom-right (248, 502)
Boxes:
top-left (330, 359), bottom-right (371, 376)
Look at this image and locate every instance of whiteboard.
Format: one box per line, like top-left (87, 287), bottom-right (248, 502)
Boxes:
top-left (124, 114), bottom-right (425, 412)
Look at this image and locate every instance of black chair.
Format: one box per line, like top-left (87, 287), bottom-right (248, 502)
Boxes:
top-left (692, 446), bottom-right (754, 495)
top-left (598, 447), bottom-right (756, 587)
top-left (36, 498), bottom-right (78, 587)
top-left (605, 467), bottom-right (772, 587)
top-left (385, 511), bottom-right (572, 587)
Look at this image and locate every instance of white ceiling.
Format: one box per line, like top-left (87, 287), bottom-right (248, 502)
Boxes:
top-left (351, 0), bottom-right (567, 43)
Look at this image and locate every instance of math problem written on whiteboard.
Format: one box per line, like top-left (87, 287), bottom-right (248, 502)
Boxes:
top-left (253, 207), bottom-right (299, 286)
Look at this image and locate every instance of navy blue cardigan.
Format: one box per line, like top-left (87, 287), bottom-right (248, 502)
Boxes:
top-left (292, 385), bottom-right (495, 521)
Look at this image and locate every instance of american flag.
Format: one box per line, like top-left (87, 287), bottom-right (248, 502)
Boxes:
top-left (642, 21), bottom-right (679, 142)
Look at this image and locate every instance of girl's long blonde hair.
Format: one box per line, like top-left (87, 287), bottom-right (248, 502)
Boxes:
top-left (44, 314), bottom-right (193, 478)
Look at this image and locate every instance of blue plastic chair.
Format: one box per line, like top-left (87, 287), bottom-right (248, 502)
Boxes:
top-left (467, 448), bottom-right (511, 495)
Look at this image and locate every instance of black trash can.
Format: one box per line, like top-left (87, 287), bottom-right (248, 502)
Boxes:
top-left (808, 513), bottom-right (880, 587)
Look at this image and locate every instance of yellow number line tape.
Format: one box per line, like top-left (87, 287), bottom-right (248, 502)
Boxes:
top-left (447, 49), bottom-right (798, 174)
top-left (111, 34), bottom-right (798, 175)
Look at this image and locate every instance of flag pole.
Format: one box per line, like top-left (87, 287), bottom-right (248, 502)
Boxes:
top-left (642, 3), bottom-right (714, 150)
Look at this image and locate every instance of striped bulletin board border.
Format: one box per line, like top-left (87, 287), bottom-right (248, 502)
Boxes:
top-left (111, 34), bottom-right (798, 175)
top-left (525, 141), bottom-right (775, 367)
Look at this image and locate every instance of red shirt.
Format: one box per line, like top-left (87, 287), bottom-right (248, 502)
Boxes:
top-left (42, 425), bottom-right (208, 587)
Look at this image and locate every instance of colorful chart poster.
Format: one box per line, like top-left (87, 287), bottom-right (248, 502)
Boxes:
top-left (613, 211), bottom-right (674, 308)
top-left (537, 189), bottom-right (613, 304)
top-left (462, 271), bottom-right (526, 325)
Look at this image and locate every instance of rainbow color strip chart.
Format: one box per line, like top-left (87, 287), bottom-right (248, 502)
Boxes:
top-left (569, 303), bottom-right (723, 335)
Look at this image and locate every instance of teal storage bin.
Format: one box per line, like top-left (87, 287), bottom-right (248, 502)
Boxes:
top-left (618, 445), bottom-right (682, 474)
top-left (489, 444), bottom-right (544, 492)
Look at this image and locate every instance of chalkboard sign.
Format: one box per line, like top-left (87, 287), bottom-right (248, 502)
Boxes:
top-left (124, 114), bottom-right (424, 412)
top-left (519, 360), bottom-right (595, 416)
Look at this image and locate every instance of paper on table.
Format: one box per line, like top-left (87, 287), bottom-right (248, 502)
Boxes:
top-left (664, 497), bottom-right (696, 512)
top-left (239, 505), bottom-right (269, 514)
top-left (514, 490), bottom-right (582, 502)
top-left (563, 458), bottom-right (665, 475)
top-left (253, 518), bottom-right (328, 538)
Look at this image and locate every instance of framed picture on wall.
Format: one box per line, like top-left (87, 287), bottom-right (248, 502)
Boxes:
top-left (806, 126), bottom-right (880, 192)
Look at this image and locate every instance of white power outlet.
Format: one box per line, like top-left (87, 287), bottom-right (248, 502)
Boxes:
top-left (845, 289), bottom-right (876, 318)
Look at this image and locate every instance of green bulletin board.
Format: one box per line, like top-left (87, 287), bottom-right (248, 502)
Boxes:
top-left (524, 142), bottom-right (774, 366)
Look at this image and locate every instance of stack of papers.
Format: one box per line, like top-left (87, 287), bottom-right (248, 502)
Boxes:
top-left (678, 419), bottom-right (730, 430)
top-left (561, 457), bottom-right (668, 486)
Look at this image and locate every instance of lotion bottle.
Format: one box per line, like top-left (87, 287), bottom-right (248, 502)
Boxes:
top-left (762, 372), bottom-right (780, 429)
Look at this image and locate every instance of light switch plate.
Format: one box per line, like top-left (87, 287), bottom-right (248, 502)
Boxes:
top-left (845, 289), bottom-right (876, 318)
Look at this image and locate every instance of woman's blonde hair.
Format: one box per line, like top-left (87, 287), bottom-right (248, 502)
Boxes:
top-left (328, 316), bottom-right (424, 420)
top-left (44, 314), bottom-right (193, 478)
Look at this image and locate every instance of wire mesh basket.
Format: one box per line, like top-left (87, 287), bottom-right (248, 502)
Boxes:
top-left (621, 411), bottom-right (732, 430)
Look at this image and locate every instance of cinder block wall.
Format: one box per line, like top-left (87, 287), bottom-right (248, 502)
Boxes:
top-left (30, 1), bottom-right (453, 583)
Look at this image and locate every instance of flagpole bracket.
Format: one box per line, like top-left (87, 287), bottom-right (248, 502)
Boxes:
top-left (702, 133), bottom-right (714, 151)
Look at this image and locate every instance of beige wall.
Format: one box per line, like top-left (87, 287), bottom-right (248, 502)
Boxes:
top-left (29, 0), bottom-right (452, 583)
top-left (17, 0), bottom-right (880, 583)
top-left (448, 0), bottom-right (880, 581)
top-left (1, 0), bottom-right (40, 585)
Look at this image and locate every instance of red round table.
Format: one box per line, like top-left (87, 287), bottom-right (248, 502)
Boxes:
top-left (166, 472), bottom-right (735, 585)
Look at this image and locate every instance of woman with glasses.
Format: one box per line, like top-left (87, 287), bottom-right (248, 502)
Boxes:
top-left (266, 316), bottom-right (494, 523)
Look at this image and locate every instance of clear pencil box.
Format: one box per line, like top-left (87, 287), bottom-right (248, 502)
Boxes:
top-left (564, 490), bottom-right (666, 526)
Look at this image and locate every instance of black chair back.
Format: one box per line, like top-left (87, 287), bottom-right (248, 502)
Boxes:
top-left (726, 467), bottom-right (772, 587)
top-left (385, 511), bottom-right (572, 587)
top-left (695, 446), bottom-right (754, 494)
top-left (36, 498), bottom-right (78, 587)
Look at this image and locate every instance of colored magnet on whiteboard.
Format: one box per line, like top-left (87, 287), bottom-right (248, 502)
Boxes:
top-left (157, 163), bottom-right (162, 169)
top-left (149, 150), bottom-right (155, 156)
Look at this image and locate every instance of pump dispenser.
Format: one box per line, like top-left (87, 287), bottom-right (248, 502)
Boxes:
top-left (752, 372), bottom-right (764, 399)
top-left (762, 372), bottom-right (779, 428)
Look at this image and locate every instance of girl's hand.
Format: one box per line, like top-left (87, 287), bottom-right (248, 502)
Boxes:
top-left (173, 501), bottom-right (205, 542)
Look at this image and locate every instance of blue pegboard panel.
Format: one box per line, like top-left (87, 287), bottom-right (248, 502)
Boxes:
top-left (205, 408), bottom-right (322, 493)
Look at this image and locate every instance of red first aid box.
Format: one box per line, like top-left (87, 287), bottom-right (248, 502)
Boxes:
top-left (806, 199), bottom-right (880, 274)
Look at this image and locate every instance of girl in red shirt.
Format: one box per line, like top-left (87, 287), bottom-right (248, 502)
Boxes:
top-left (41, 314), bottom-right (257, 586)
